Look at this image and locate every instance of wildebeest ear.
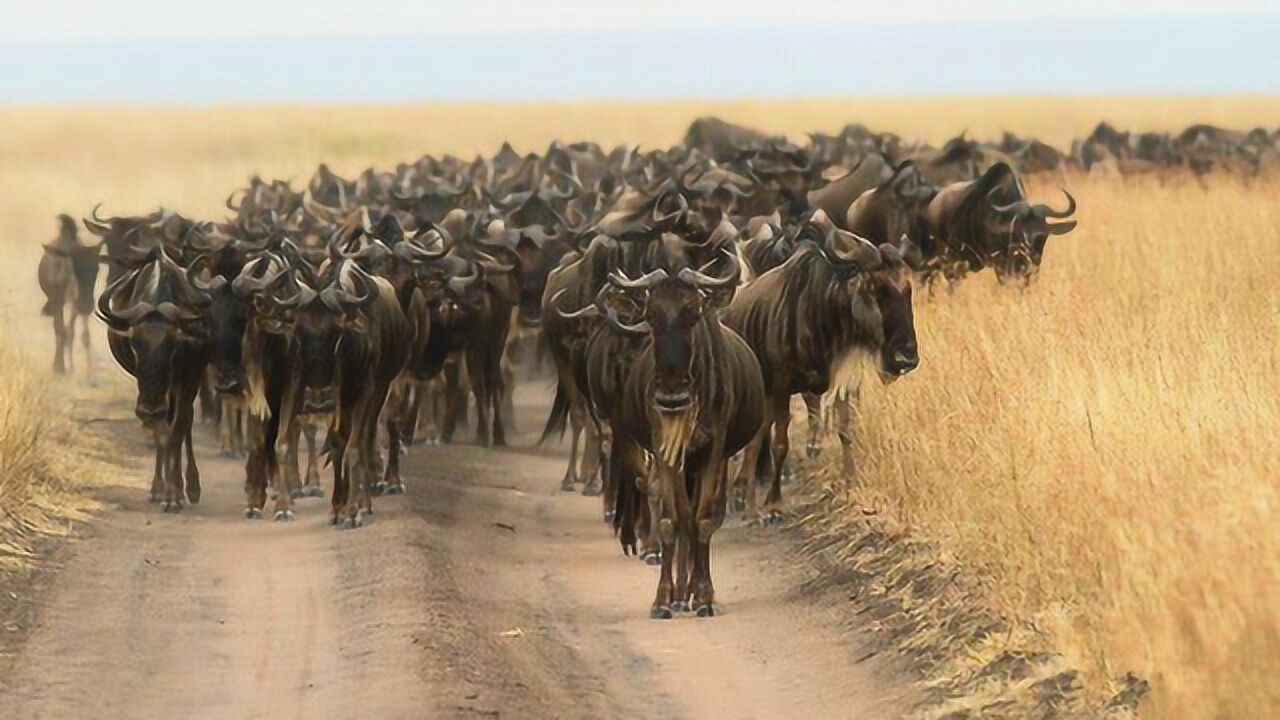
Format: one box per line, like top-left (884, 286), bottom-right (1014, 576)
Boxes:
top-left (1046, 221), bottom-right (1077, 235)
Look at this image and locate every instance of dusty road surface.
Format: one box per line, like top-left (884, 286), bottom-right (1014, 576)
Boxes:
top-left (0, 383), bottom-right (911, 720)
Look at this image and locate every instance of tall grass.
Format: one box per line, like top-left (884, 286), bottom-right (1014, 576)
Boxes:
top-left (0, 97), bottom-right (1276, 718)
top-left (833, 174), bottom-right (1280, 719)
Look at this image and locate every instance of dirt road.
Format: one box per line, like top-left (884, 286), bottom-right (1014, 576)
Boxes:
top-left (0, 384), bottom-right (910, 720)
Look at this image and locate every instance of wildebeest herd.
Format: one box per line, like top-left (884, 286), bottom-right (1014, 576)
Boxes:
top-left (34, 116), bottom-right (1248, 617)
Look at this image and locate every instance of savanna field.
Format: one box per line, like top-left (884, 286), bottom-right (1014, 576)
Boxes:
top-left (1, 96), bottom-right (1277, 719)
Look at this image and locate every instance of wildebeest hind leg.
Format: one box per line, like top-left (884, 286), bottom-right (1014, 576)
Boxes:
top-left (803, 392), bottom-right (823, 459)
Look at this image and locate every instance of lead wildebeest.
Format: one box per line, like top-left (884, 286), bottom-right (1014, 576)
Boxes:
top-left (587, 232), bottom-right (765, 618)
top-left (924, 162), bottom-right (1077, 284)
top-left (97, 246), bottom-right (212, 511)
top-left (723, 211), bottom-right (920, 523)
top-left (38, 214), bottom-right (101, 374)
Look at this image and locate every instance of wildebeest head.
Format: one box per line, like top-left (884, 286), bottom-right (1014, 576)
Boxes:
top-left (255, 259), bottom-right (379, 413)
top-left (988, 189), bottom-right (1077, 282)
top-left (809, 213), bottom-right (920, 381)
top-left (97, 249), bottom-right (211, 423)
top-left (605, 234), bottom-right (741, 414)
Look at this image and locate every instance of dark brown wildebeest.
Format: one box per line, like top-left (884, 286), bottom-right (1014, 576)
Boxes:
top-left (924, 162), bottom-right (1076, 284)
top-left (540, 234), bottom-right (621, 496)
top-left (844, 160), bottom-right (934, 246)
top-left (591, 234), bottom-right (765, 618)
top-left (97, 246), bottom-right (212, 511)
top-left (255, 257), bottom-right (411, 527)
top-left (723, 212), bottom-right (920, 523)
top-left (683, 116), bottom-right (771, 160)
top-left (38, 214), bottom-right (101, 374)
top-left (83, 205), bottom-right (165, 285)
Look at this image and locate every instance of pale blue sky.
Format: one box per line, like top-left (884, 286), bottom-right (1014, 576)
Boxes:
top-left (2, 1), bottom-right (1277, 102)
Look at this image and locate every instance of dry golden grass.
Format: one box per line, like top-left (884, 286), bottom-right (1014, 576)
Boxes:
top-left (0, 96), bottom-right (1276, 719)
top-left (831, 171), bottom-right (1280, 719)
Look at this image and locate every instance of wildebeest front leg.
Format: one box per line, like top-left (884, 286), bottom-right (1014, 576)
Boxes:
top-left (560, 406), bottom-right (582, 492)
top-left (763, 394), bottom-right (791, 525)
top-left (468, 353), bottom-right (492, 447)
top-left (832, 386), bottom-right (860, 477)
top-left (649, 461), bottom-right (682, 619)
top-left (244, 417), bottom-right (268, 519)
top-left (183, 424), bottom-right (200, 505)
top-left (302, 421), bottom-right (323, 495)
top-left (79, 312), bottom-right (93, 380)
top-left (692, 437), bottom-right (728, 616)
top-left (149, 426), bottom-right (166, 503)
top-left (51, 308), bottom-right (67, 374)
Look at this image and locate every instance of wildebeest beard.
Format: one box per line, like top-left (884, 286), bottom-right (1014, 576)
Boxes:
top-left (654, 403), bottom-right (698, 471)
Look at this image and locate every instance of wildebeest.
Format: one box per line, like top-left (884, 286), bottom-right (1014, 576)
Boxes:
top-left (924, 162), bottom-right (1077, 284)
top-left (723, 212), bottom-right (919, 523)
top-left (589, 233), bottom-right (765, 617)
top-left (254, 257), bottom-right (411, 527)
top-left (38, 214), bottom-right (101, 374)
top-left (97, 246), bottom-right (212, 511)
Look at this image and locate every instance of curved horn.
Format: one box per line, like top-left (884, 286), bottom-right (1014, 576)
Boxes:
top-left (446, 263), bottom-right (479, 294)
top-left (186, 254), bottom-right (228, 293)
top-left (827, 228), bottom-right (883, 270)
top-left (550, 288), bottom-right (601, 320)
top-left (608, 268), bottom-right (669, 291)
top-left (226, 189), bottom-right (247, 212)
top-left (337, 262), bottom-right (380, 310)
top-left (1038, 189), bottom-right (1076, 219)
top-left (91, 203), bottom-right (110, 224)
top-left (677, 250), bottom-right (741, 289)
top-left (96, 271), bottom-right (153, 332)
top-left (652, 192), bottom-right (688, 226)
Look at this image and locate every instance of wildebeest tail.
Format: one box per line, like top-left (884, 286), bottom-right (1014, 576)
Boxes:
top-left (538, 380), bottom-right (570, 446)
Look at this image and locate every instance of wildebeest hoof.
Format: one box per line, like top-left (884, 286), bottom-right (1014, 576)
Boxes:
top-left (383, 483), bottom-right (406, 496)
top-left (649, 605), bottom-right (673, 620)
top-left (245, 507), bottom-right (263, 520)
top-left (289, 487), bottom-right (305, 499)
top-left (641, 551), bottom-right (662, 566)
top-left (781, 467), bottom-right (796, 484)
top-left (806, 443), bottom-right (821, 459)
top-left (762, 510), bottom-right (787, 526)
top-left (343, 516), bottom-right (363, 530)
top-left (729, 496), bottom-right (746, 514)
top-left (581, 483), bottom-right (602, 497)
top-left (670, 600), bottom-right (687, 613)
top-left (602, 508), bottom-right (616, 523)
top-left (369, 482), bottom-right (388, 496)
top-left (162, 501), bottom-right (184, 513)
top-left (328, 514), bottom-right (342, 527)
top-left (560, 478), bottom-right (577, 492)
top-left (695, 603), bottom-right (716, 617)
top-left (304, 486), bottom-right (325, 498)
top-left (274, 509), bottom-right (295, 522)
top-left (187, 490), bottom-right (201, 505)
top-left (148, 493), bottom-right (163, 504)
